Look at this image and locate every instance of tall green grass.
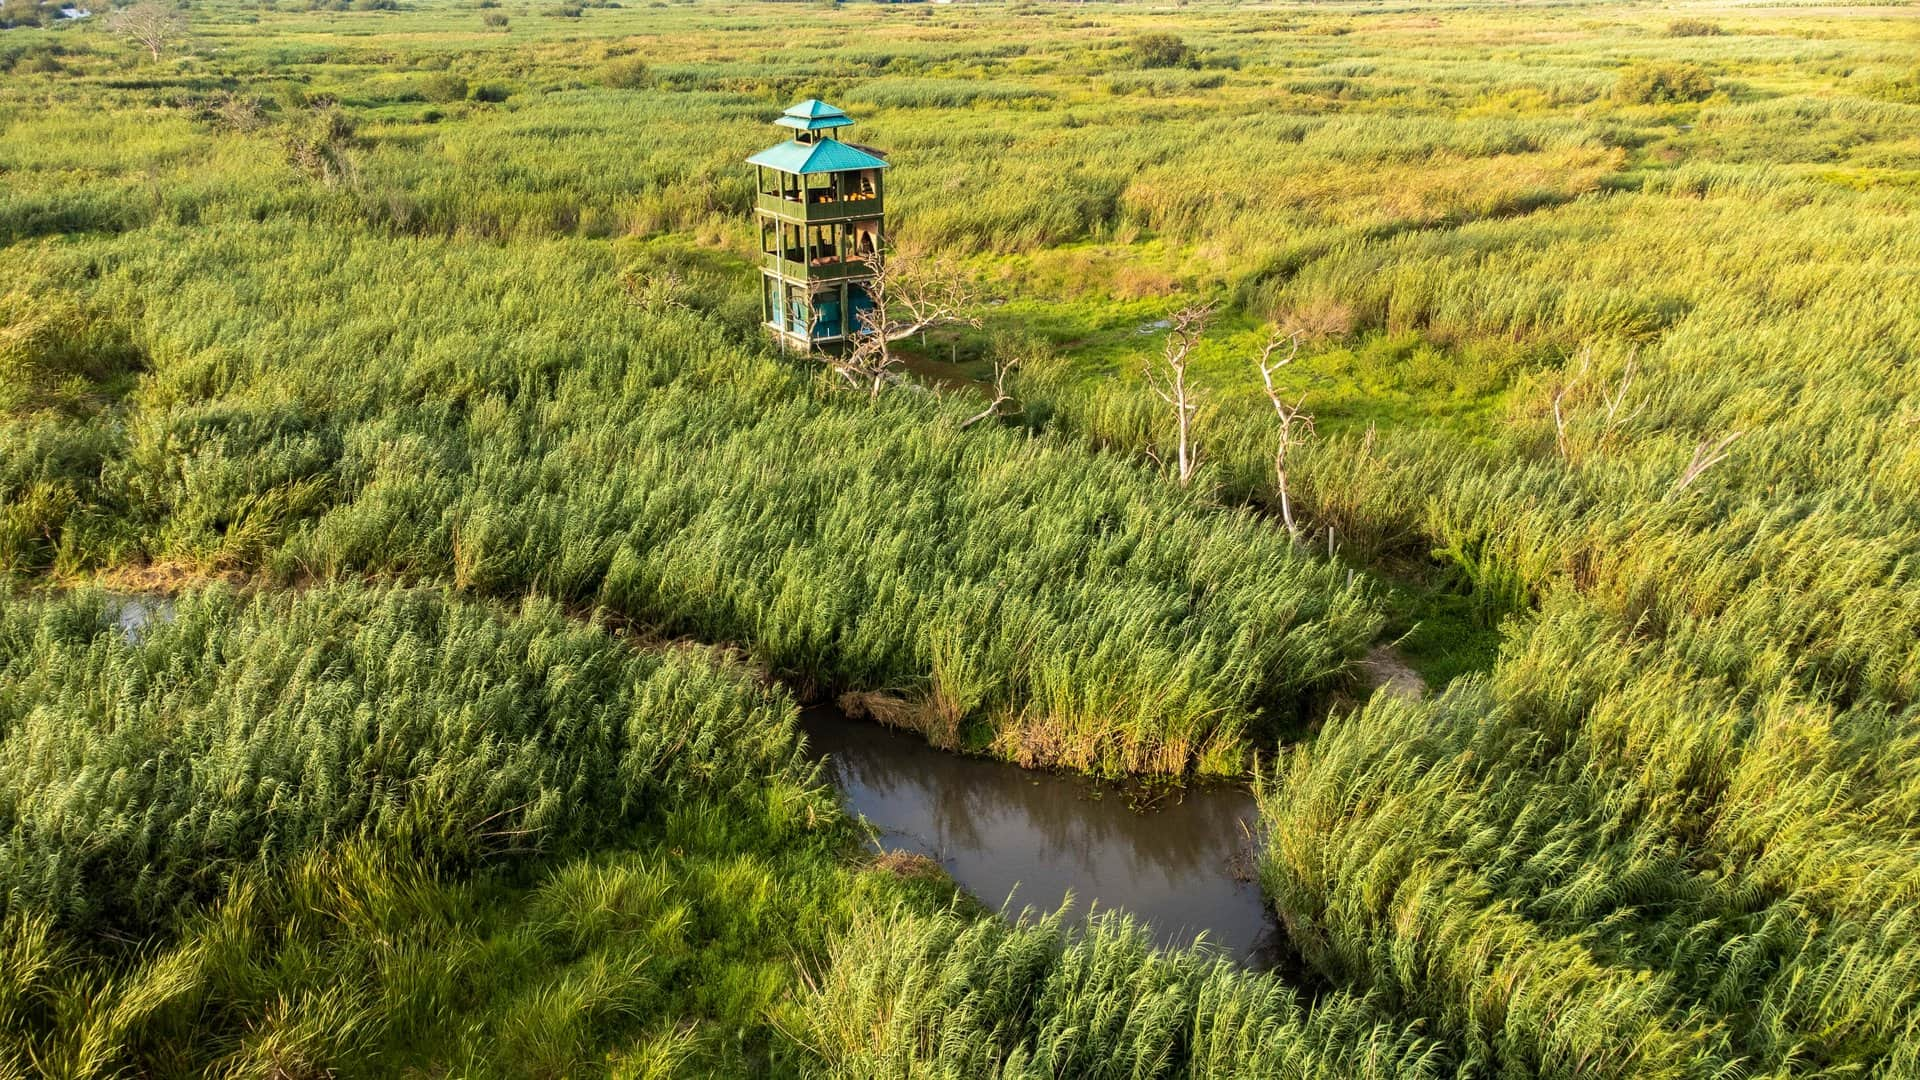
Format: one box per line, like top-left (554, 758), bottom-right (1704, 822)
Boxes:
top-left (801, 904), bottom-right (1442, 1078)
top-left (0, 584), bottom-right (816, 934)
top-left (1261, 596), bottom-right (1920, 1076)
top-left (0, 584), bottom-right (945, 1076)
top-left (3, 225), bottom-right (1380, 776)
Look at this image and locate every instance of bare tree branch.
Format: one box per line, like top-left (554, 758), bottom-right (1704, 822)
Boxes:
top-left (106, 1), bottom-right (187, 62)
top-left (1552, 346), bottom-right (1645, 464)
top-left (830, 252), bottom-right (980, 402)
top-left (1144, 303), bottom-right (1212, 488)
top-left (1600, 353), bottom-right (1644, 435)
top-left (1255, 327), bottom-right (1314, 539)
top-left (959, 355), bottom-right (1020, 430)
top-left (1671, 430), bottom-right (1744, 495)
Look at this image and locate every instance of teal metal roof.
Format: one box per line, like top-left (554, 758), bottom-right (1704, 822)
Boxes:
top-left (776, 113), bottom-right (855, 132)
top-left (784, 98), bottom-right (848, 120)
top-left (746, 138), bottom-right (889, 175)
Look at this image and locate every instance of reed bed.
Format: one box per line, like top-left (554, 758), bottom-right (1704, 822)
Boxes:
top-left (3, 224), bottom-right (1380, 777)
top-left (801, 904), bottom-right (1443, 1079)
top-left (5, 0), bottom-right (1919, 1073)
top-left (0, 584), bottom-right (817, 934)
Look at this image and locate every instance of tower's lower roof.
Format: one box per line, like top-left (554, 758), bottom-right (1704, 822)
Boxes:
top-left (747, 138), bottom-right (889, 175)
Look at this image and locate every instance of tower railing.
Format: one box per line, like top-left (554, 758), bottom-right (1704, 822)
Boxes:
top-left (755, 191), bottom-right (884, 223)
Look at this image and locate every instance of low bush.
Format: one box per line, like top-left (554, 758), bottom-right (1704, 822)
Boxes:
top-left (1867, 68), bottom-right (1920, 105)
top-left (420, 71), bottom-right (468, 103)
top-left (1666, 18), bottom-right (1723, 36)
top-left (1614, 62), bottom-right (1714, 104)
top-left (601, 55), bottom-right (650, 88)
top-left (1129, 31), bottom-right (1191, 69)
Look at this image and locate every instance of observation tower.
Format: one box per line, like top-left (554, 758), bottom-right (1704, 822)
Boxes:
top-left (747, 99), bottom-right (888, 352)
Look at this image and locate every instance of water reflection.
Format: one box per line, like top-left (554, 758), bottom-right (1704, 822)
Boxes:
top-left (801, 707), bottom-right (1291, 969)
top-left (107, 594), bottom-right (174, 641)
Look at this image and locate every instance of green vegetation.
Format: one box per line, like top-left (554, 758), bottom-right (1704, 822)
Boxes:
top-left (0, 586), bottom-right (805, 932)
top-left (1, 228), bottom-right (1377, 777)
top-left (0, 585), bottom-right (879, 1074)
top-left (1128, 32), bottom-right (1192, 71)
top-left (1614, 62), bottom-right (1716, 105)
top-left (1666, 18), bottom-right (1724, 38)
top-left (803, 905), bottom-right (1441, 1077)
top-left (3, 0), bottom-right (1918, 1074)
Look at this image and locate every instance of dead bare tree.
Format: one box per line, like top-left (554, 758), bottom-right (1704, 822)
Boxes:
top-left (1670, 430), bottom-right (1744, 496)
top-left (1145, 303), bottom-right (1212, 488)
top-left (833, 253), bottom-right (979, 401)
top-left (1254, 327), bottom-right (1314, 540)
top-left (959, 355), bottom-right (1020, 429)
top-left (106, 1), bottom-right (187, 62)
top-left (1552, 346), bottom-right (1645, 463)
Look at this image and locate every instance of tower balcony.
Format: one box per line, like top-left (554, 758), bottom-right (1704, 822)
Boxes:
top-left (755, 189), bottom-right (884, 224)
top-left (761, 251), bottom-right (876, 283)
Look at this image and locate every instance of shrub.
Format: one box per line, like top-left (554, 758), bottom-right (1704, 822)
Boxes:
top-left (469, 81), bottom-right (510, 102)
top-left (1666, 18), bottom-right (1723, 36)
top-left (482, 10), bottom-right (507, 26)
top-left (420, 71), bottom-right (468, 103)
top-left (600, 56), bottom-right (650, 89)
top-left (0, 0), bottom-right (44, 29)
top-left (1128, 31), bottom-right (1190, 69)
top-left (1867, 68), bottom-right (1920, 104)
top-left (546, 2), bottom-right (582, 15)
top-left (351, 0), bottom-right (398, 11)
top-left (1614, 62), bottom-right (1714, 104)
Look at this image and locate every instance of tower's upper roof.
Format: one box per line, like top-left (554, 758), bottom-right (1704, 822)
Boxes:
top-left (785, 98), bottom-right (847, 119)
top-left (747, 137), bottom-right (888, 175)
top-left (776, 98), bottom-right (855, 132)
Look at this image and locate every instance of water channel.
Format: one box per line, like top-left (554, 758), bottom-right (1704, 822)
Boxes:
top-left (801, 707), bottom-right (1289, 969)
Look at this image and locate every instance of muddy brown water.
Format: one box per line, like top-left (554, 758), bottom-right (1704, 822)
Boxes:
top-left (801, 707), bottom-right (1294, 970)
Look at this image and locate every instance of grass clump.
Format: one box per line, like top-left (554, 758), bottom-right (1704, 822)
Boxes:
top-left (419, 70), bottom-right (468, 102)
top-left (601, 55), bottom-right (650, 88)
